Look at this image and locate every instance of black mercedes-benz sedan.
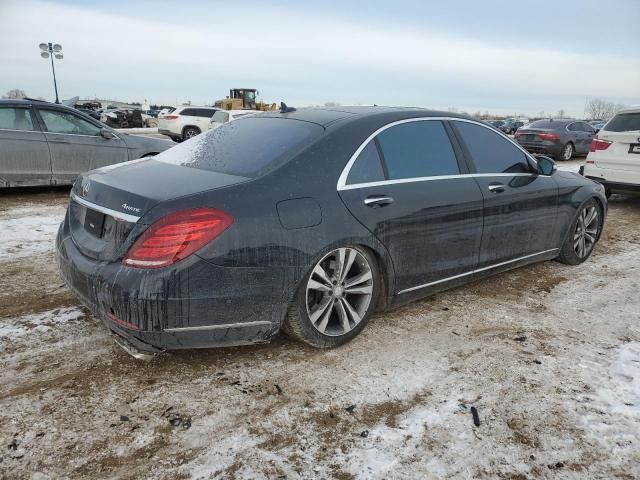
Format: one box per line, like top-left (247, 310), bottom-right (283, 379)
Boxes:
top-left (56, 106), bottom-right (607, 357)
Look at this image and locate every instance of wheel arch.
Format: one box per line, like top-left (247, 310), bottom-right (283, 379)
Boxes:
top-left (181, 125), bottom-right (201, 136)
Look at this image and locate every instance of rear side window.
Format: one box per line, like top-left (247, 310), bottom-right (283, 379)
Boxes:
top-left (155, 117), bottom-right (323, 177)
top-left (604, 113), bottom-right (640, 132)
top-left (376, 121), bottom-right (459, 180)
top-left (528, 120), bottom-right (561, 129)
top-left (454, 121), bottom-right (531, 174)
top-left (0, 107), bottom-right (36, 131)
top-left (346, 141), bottom-right (385, 185)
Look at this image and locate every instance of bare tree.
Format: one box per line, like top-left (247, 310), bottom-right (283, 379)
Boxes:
top-left (2, 89), bottom-right (27, 99)
top-left (585, 98), bottom-right (625, 120)
top-left (324, 101), bottom-right (341, 107)
top-left (557, 109), bottom-right (565, 119)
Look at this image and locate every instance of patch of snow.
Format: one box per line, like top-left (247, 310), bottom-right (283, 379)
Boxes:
top-left (0, 205), bottom-right (66, 259)
top-left (0, 307), bottom-right (85, 340)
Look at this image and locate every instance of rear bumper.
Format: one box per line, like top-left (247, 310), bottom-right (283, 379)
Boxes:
top-left (517, 140), bottom-right (562, 157)
top-left (583, 163), bottom-right (640, 193)
top-left (157, 128), bottom-right (180, 140)
top-left (55, 218), bottom-right (290, 352)
top-left (584, 176), bottom-right (640, 193)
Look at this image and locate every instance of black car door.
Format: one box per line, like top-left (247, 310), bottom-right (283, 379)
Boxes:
top-left (338, 119), bottom-right (484, 294)
top-left (450, 120), bottom-right (560, 269)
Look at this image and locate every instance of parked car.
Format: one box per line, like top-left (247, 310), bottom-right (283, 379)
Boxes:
top-left (0, 99), bottom-right (174, 187)
top-left (75, 107), bottom-right (101, 121)
top-left (56, 107), bottom-right (607, 358)
top-left (582, 106), bottom-right (640, 197)
top-left (515, 119), bottom-right (595, 161)
top-left (499, 120), bottom-right (525, 135)
top-left (158, 106), bottom-right (220, 141)
top-left (590, 121), bottom-right (606, 133)
top-left (208, 109), bottom-right (260, 130)
top-left (486, 120), bottom-right (505, 129)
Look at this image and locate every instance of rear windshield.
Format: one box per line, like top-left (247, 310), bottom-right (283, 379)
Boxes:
top-left (527, 120), bottom-right (564, 129)
top-left (604, 113), bottom-right (640, 132)
top-left (154, 117), bottom-right (323, 177)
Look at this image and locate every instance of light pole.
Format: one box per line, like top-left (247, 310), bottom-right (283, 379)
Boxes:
top-left (39, 42), bottom-right (63, 104)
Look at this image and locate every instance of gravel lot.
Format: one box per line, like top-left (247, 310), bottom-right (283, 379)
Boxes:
top-left (1, 170), bottom-right (639, 479)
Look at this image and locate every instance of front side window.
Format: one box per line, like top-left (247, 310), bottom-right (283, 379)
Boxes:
top-left (0, 107), bottom-right (36, 131)
top-left (346, 141), bottom-right (386, 185)
top-left (376, 121), bottom-right (459, 180)
top-left (39, 109), bottom-right (101, 135)
top-left (454, 121), bottom-right (532, 174)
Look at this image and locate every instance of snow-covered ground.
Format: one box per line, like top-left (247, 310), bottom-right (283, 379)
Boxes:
top-left (0, 193), bottom-right (639, 479)
top-left (0, 204), bottom-right (66, 259)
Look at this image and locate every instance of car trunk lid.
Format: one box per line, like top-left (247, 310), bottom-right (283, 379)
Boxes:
top-left (69, 158), bottom-right (249, 262)
top-left (592, 130), bottom-right (640, 171)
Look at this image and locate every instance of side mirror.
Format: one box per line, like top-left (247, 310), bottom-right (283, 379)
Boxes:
top-left (100, 128), bottom-right (116, 139)
top-left (536, 155), bottom-right (557, 176)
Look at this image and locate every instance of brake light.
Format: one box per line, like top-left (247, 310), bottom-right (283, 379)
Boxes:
top-left (538, 133), bottom-right (560, 141)
top-left (123, 208), bottom-right (233, 268)
top-left (163, 115), bottom-right (179, 120)
top-left (589, 138), bottom-right (612, 152)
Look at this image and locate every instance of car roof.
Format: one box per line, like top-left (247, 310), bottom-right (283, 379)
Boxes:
top-left (258, 105), bottom-right (471, 127)
top-left (616, 105), bottom-right (640, 114)
top-left (178, 105), bottom-right (218, 110)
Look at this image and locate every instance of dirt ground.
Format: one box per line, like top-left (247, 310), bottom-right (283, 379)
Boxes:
top-left (1, 178), bottom-right (639, 479)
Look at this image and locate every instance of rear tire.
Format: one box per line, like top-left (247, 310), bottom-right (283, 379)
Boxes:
top-left (558, 142), bottom-right (574, 161)
top-left (283, 246), bottom-right (381, 348)
top-left (182, 126), bottom-right (201, 141)
top-left (557, 198), bottom-right (602, 265)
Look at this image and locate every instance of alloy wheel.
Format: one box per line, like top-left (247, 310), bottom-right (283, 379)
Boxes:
top-left (305, 248), bottom-right (374, 336)
top-left (574, 205), bottom-right (599, 258)
top-left (562, 143), bottom-right (573, 160)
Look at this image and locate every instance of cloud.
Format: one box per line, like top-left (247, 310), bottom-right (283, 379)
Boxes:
top-left (1, 0), bottom-right (638, 116)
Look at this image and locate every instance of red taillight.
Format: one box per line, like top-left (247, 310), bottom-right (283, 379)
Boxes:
top-left (163, 115), bottom-right (179, 120)
top-left (123, 208), bottom-right (233, 269)
top-left (538, 133), bottom-right (560, 141)
top-left (589, 138), bottom-right (612, 152)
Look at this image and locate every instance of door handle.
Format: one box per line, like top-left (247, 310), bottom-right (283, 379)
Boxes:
top-left (364, 195), bottom-right (394, 208)
top-left (488, 184), bottom-right (505, 193)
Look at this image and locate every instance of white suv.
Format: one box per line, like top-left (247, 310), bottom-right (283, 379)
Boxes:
top-left (158, 106), bottom-right (220, 141)
top-left (209, 109), bottom-right (260, 130)
top-left (583, 106), bottom-right (640, 197)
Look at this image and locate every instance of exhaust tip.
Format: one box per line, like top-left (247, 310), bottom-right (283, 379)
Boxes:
top-left (112, 334), bottom-right (158, 361)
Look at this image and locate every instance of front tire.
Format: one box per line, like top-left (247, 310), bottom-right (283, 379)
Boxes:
top-left (557, 199), bottom-right (602, 265)
top-left (283, 246), bottom-right (380, 348)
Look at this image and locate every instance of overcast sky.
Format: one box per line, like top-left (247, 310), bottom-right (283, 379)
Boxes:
top-left (1, 0), bottom-right (639, 117)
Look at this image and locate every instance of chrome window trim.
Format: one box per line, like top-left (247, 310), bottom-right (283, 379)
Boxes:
top-left (71, 192), bottom-right (140, 223)
top-left (337, 116), bottom-right (539, 191)
top-left (0, 127), bottom-right (40, 133)
top-left (338, 172), bottom-right (547, 191)
top-left (42, 130), bottom-right (120, 140)
top-left (164, 320), bottom-right (272, 333)
top-left (398, 248), bottom-right (559, 295)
